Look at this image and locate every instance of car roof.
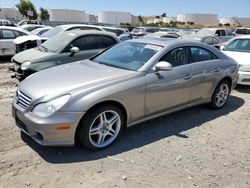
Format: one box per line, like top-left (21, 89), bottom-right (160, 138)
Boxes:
top-left (0, 26), bottom-right (31, 34)
top-left (232, 35), bottom-right (250, 39)
top-left (130, 38), bottom-right (204, 47)
top-left (62, 30), bottom-right (119, 39)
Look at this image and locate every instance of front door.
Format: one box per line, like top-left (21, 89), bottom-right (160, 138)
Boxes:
top-left (145, 47), bottom-right (194, 115)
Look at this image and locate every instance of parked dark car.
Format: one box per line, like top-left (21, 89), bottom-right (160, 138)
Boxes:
top-left (12, 30), bottom-right (120, 80)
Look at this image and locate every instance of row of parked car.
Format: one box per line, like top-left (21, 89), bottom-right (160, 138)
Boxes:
top-left (0, 22), bottom-right (249, 150)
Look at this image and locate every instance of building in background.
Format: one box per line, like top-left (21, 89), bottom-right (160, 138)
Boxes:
top-left (48, 9), bottom-right (85, 23)
top-left (177, 13), bottom-right (218, 25)
top-left (0, 6), bottom-right (23, 21)
top-left (219, 17), bottom-right (250, 26)
top-left (163, 16), bottom-right (177, 23)
top-left (98, 11), bottom-right (131, 25)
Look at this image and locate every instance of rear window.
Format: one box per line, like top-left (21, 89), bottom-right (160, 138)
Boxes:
top-left (189, 47), bottom-right (218, 63)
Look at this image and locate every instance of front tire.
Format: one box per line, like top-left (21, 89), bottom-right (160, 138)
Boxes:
top-left (209, 80), bottom-right (230, 109)
top-left (77, 105), bottom-right (124, 150)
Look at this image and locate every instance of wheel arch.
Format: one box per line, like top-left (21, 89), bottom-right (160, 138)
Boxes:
top-left (74, 100), bottom-right (128, 143)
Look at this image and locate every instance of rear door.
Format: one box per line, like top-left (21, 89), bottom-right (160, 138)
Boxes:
top-left (0, 29), bottom-right (16, 56)
top-left (187, 46), bottom-right (221, 103)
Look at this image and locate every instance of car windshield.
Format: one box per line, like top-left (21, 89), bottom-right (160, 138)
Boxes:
top-left (197, 28), bottom-right (215, 36)
top-left (235, 29), bottom-right (250, 35)
top-left (39, 32), bottom-right (75, 53)
top-left (224, 39), bottom-right (250, 53)
top-left (41, 25), bottom-right (68, 38)
top-left (93, 42), bottom-right (163, 71)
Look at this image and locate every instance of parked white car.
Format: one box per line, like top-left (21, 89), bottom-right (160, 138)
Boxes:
top-left (221, 35), bottom-right (250, 85)
top-left (19, 24), bottom-right (45, 32)
top-left (0, 26), bottom-right (31, 56)
top-left (233, 28), bottom-right (250, 36)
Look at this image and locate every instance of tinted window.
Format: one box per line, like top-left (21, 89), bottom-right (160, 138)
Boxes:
top-left (216, 30), bottom-right (226, 36)
top-left (189, 47), bottom-right (218, 63)
top-left (13, 31), bottom-right (25, 37)
top-left (224, 39), bottom-right (250, 52)
top-left (101, 36), bottom-right (117, 48)
top-left (68, 27), bottom-right (101, 31)
top-left (160, 47), bottom-right (185, 67)
top-left (71, 35), bottom-right (102, 50)
top-left (235, 29), bottom-right (250, 35)
top-left (2, 30), bottom-right (15, 39)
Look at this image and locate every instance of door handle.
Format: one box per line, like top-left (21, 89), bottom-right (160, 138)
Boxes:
top-left (184, 73), bottom-right (193, 80)
top-left (212, 68), bottom-right (220, 72)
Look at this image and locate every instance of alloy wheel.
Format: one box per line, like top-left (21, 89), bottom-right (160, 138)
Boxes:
top-left (88, 110), bottom-right (121, 148)
top-left (215, 83), bottom-right (229, 108)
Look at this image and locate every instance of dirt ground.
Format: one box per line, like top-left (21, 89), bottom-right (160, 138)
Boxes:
top-left (0, 58), bottom-right (250, 188)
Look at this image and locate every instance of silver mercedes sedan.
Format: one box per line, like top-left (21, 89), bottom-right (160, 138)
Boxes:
top-left (12, 38), bottom-right (238, 150)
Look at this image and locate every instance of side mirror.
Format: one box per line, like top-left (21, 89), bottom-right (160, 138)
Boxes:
top-left (214, 34), bottom-right (219, 37)
top-left (69, 46), bottom-right (80, 56)
top-left (220, 45), bottom-right (225, 50)
top-left (153, 61), bottom-right (173, 72)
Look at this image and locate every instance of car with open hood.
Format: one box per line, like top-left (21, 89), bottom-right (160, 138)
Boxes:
top-left (12, 30), bottom-right (120, 80)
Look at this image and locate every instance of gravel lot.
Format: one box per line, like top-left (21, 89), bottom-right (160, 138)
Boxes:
top-left (0, 58), bottom-right (250, 188)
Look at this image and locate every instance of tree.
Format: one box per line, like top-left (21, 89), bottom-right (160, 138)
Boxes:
top-left (40, 7), bottom-right (50, 21)
top-left (224, 23), bottom-right (230, 27)
top-left (161, 13), bottom-right (166, 17)
top-left (16, 0), bottom-right (38, 20)
top-left (138, 15), bottom-right (145, 25)
top-left (155, 15), bottom-right (160, 19)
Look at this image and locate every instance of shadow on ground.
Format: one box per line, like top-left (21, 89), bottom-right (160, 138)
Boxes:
top-left (21, 95), bottom-right (244, 164)
top-left (235, 85), bottom-right (250, 94)
top-left (0, 56), bottom-right (12, 63)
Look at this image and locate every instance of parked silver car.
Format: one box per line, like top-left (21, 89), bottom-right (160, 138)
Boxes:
top-left (12, 39), bottom-right (238, 150)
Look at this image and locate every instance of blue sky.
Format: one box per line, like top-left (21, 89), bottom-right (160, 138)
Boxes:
top-left (1, 0), bottom-right (250, 18)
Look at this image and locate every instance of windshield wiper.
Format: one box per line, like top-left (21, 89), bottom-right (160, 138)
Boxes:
top-left (40, 45), bottom-right (48, 52)
top-left (97, 61), bottom-right (130, 70)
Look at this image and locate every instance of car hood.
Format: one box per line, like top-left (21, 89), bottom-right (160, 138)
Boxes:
top-left (19, 60), bottom-right (135, 100)
top-left (14, 35), bottom-right (47, 44)
top-left (222, 51), bottom-right (250, 65)
top-left (13, 48), bottom-right (54, 64)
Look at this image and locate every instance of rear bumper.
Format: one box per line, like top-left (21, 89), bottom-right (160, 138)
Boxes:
top-left (237, 71), bottom-right (250, 85)
top-left (12, 101), bottom-right (85, 146)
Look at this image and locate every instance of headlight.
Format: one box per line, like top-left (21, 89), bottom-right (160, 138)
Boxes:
top-left (32, 95), bottom-right (70, 117)
top-left (239, 65), bottom-right (250, 72)
top-left (21, 61), bottom-right (31, 70)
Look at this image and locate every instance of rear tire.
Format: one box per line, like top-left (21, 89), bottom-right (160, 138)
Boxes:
top-left (76, 105), bottom-right (124, 150)
top-left (209, 80), bottom-right (230, 109)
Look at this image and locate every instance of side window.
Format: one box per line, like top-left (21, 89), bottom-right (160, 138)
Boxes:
top-left (68, 27), bottom-right (101, 31)
top-left (2, 30), bottom-right (15, 39)
top-left (101, 36), bottom-right (117, 48)
top-left (160, 47), bottom-right (185, 67)
top-left (189, 47), bottom-right (218, 63)
top-left (13, 31), bottom-right (26, 37)
top-left (203, 37), bottom-right (213, 45)
top-left (71, 35), bottom-right (102, 50)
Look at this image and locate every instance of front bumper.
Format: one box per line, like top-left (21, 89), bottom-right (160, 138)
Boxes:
top-left (237, 71), bottom-right (250, 86)
top-left (12, 101), bottom-right (85, 146)
top-left (12, 61), bottom-right (33, 80)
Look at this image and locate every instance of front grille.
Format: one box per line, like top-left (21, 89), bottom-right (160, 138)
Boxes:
top-left (16, 90), bottom-right (32, 109)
